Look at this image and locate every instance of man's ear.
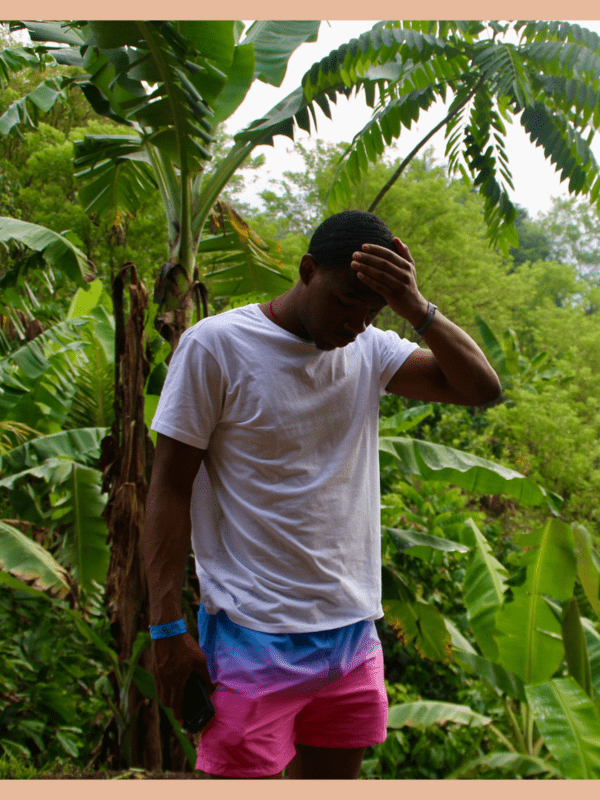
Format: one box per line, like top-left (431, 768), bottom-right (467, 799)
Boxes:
top-left (299, 254), bottom-right (319, 285)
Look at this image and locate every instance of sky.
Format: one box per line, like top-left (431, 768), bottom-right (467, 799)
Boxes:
top-left (226, 20), bottom-right (600, 219)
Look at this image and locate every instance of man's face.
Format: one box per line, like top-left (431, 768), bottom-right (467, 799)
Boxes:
top-left (298, 261), bottom-right (388, 351)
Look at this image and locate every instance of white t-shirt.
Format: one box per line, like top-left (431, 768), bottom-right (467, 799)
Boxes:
top-left (151, 303), bottom-right (419, 633)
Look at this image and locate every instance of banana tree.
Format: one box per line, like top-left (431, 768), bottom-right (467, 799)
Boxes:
top-left (377, 404), bottom-right (563, 661)
top-left (0, 427), bottom-right (109, 606)
top-left (0, 217), bottom-right (96, 342)
top-left (384, 515), bottom-right (600, 779)
top-left (376, 408), bottom-right (600, 777)
top-left (2, 20), bottom-right (323, 350)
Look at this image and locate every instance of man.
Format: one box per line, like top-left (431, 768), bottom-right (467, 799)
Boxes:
top-left (144, 210), bottom-right (501, 780)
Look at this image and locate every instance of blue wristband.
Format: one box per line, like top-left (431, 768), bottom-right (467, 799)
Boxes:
top-left (149, 618), bottom-right (187, 640)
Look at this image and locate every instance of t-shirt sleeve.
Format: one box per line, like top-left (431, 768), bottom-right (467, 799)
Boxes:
top-left (151, 330), bottom-right (224, 449)
top-left (376, 328), bottom-right (420, 395)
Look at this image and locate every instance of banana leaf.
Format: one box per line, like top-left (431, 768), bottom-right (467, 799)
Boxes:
top-left (452, 647), bottom-right (527, 702)
top-left (495, 519), bottom-right (576, 685)
top-left (73, 135), bottom-right (160, 216)
top-left (0, 520), bottom-right (70, 599)
top-left (582, 617), bottom-right (600, 698)
top-left (384, 525), bottom-right (469, 559)
top-left (53, 463), bottom-right (110, 596)
top-left (562, 597), bottom-right (593, 697)
top-left (378, 403), bottom-right (433, 434)
top-left (0, 318), bottom-right (90, 429)
top-left (388, 700), bottom-right (491, 729)
top-left (0, 568), bottom-right (56, 597)
top-left (0, 44), bottom-right (43, 81)
top-left (378, 436), bottom-right (562, 512)
top-left (526, 677), bottom-right (600, 779)
top-left (243, 21), bottom-right (320, 87)
top-left (66, 279), bottom-right (110, 320)
top-left (0, 456), bottom-right (72, 491)
top-left (495, 592), bottom-right (564, 686)
top-left (447, 751), bottom-right (562, 779)
top-left (475, 314), bottom-right (505, 371)
top-left (0, 428), bottom-right (106, 472)
top-left (0, 317), bottom-right (88, 381)
top-left (65, 318), bottom-right (114, 429)
top-left (198, 201), bottom-right (293, 299)
top-left (572, 523), bottom-right (600, 619)
top-left (381, 563), bottom-right (451, 661)
top-left (0, 565), bottom-right (120, 673)
top-left (444, 619), bottom-right (477, 655)
top-left (545, 598), bottom-right (600, 698)
top-left (0, 217), bottom-right (94, 288)
top-left (517, 520), bottom-right (577, 599)
top-left (461, 518), bottom-right (508, 662)
top-left (0, 458), bottom-right (109, 598)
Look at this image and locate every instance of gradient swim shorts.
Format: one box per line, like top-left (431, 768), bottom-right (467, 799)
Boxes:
top-left (194, 604), bottom-right (388, 778)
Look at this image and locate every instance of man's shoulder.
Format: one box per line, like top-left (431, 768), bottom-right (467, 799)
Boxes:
top-left (363, 324), bottom-right (407, 347)
top-left (182, 304), bottom-right (260, 342)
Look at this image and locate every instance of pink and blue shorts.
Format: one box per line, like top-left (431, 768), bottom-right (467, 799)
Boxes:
top-left (194, 604), bottom-right (388, 778)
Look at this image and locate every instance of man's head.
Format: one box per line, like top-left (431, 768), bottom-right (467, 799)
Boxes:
top-left (307, 210), bottom-right (396, 272)
top-left (293, 211), bottom-right (394, 351)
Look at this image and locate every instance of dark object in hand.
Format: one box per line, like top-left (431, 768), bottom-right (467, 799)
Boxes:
top-left (182, 672), bottom-right (215, 733)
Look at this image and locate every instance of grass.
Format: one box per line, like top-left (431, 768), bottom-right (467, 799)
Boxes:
top-left (0, 754), bottom-right (82, 779)
top-left (0, 753), bottom-right (207, 780)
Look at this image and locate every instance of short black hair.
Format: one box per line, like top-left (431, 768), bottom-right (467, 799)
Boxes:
top-left (308, 210), bottom-right (395, 271)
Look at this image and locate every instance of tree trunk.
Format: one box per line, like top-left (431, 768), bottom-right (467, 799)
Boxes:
top-left (153, 262), bottom-right (207, 358)
top-left (100, 262), bottom-right (161, 769)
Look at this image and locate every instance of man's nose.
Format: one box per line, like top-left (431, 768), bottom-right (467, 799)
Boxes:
top-left (344, 317), bottom-right (367, 336)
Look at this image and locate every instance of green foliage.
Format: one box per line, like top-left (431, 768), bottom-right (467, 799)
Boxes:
top-left (379, 434), bottom-right (562, 512)
top-left (362, 660), bottom-right (497, 778)
top-left (289, 20), bottom-right (600, 253)
top-left (0, 310), bottom-right (115, 433)
top-left (475, 315), bottom-right (565, 394)
top-left (1, 19), bottom-right (319, 348)
top-left (0, 116), bottom-right (168, 295)
top-left (2, 21), bottom-right (600, 778)
top-left (509, 205), bottom-right (553, 266)
top-left (198, 201), bottom-right (294, 300)
top-left (480, 376), bottom-right (600, 523)
top-left (0, 429), bottom-right (109, 604)
top-left (526, 678), bottom-right (600, 779)
top-left (0, 584), bottom-right (110, 766)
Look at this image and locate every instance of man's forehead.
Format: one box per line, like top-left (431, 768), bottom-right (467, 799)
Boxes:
top-left (327, 271), bottom-right (386, 305)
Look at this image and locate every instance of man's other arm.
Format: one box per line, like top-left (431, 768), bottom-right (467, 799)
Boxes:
top-left (144, 432), bottom-right (214, 719)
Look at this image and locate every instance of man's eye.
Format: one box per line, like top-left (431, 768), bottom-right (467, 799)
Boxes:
top-left (338, 300), bottom-right (353, 309)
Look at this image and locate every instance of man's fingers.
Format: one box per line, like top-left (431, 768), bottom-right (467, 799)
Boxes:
top-left (351, 255), bottom-right (412, 289)
top-left (356, 243), bottom-right (413, 273)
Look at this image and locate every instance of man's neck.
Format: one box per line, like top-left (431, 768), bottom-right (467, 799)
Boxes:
top-left (261, 290), bottom-right (310, 341)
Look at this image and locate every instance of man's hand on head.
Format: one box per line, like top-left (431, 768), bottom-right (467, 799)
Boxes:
top-left (351, 237), bottom-right (429, 328)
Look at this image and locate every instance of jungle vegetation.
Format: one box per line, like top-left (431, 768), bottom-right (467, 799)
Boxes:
top-left (1, 20), bottom-right (600, 778)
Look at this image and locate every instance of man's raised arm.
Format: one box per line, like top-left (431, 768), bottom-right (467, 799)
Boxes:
top-left (351, 238), bottom-right (502, 406)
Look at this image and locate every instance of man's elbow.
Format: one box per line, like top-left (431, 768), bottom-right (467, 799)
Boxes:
top-left (469, 375), bottom-right (503, 407)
